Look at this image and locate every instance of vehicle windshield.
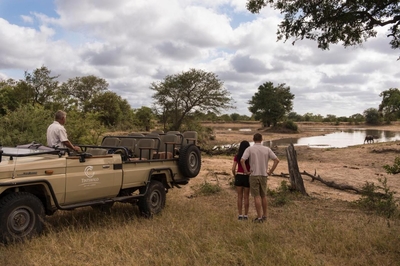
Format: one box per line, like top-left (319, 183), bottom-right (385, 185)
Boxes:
top-left (0, 147), bottom-right (60, 162)
top-left (0, 147), bottom-right (60, 157)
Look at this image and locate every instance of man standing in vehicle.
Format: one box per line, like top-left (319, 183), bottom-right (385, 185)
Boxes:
top-left (240, 133), bottom-right (279, 223)
top-left (47, 110), bottom-right (80, 152)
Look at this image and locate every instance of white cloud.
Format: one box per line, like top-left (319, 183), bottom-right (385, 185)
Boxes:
top-left (21, 15), bottom-right (34, 24)
top-left (0, 0), bottom-right (399, 117)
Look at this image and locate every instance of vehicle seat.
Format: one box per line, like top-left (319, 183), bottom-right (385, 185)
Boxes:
top-left (134, 139), bottom-right (155, 160)
top-left (183, 131), bottom-right (198, 145)
top-left (119, 138), bottom-right (137, 157)
top-left (101, 137), bottom-right (121, 147)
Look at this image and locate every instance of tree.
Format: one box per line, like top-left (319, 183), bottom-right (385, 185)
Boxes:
top-left (350, 113), bottom-right (365, 124)
top-left (378, 88), bottom-right (400, 121)
top-left (219, 114), bottom-right (232, 122)
top-left (63, 110), bottom-right (107, 145)
top-left (246, 0), bottom-right (400, 54)
top-left (323, 114), bottom-right (337, 123)
top-left (230, 113), bottom-right (241, 122)
top-left (364, 107), bottom-right (382, 125)
top-left (134, 106), bottom-right (154, 131)
top-left (87, 91), bottom-right (133, 129)
top-left (0, 79), bottom-right (19, 115)
top-left (287, 111), bottom-right (303, 122)
top-left (60, 75), bottom-right (108, 112)
top-left (248, 82), bottom-right (294, 127)
top-left (151, 69), bottom-right (233, 131)
top-left (24, 66), bottom-right (59, 106)
top-left (205, 111), bottom-right (218, 121)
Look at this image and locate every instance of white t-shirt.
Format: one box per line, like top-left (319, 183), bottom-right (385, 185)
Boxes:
top-left (47, 121), bottom-right (68, 148)
top-left (241, 143), bottom-right (278, 176)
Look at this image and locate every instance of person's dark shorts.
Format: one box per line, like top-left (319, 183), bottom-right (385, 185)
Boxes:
top-left (235, 173), bottom-right (250, 187)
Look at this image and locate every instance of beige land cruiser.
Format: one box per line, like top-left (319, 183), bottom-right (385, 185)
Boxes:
top-left (0, 131), bottom-right (201, 243)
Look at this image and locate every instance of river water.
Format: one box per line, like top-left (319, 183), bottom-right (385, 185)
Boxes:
top-left (264, 129), bottom-right (400, 148)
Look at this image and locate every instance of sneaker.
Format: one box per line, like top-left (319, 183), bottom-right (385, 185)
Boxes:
top-left (262, 216), bottom-right (267, 221)
top-left (243, 216), bottom-right (248, 220)
top-left (238, 215), bottom-right (243, 220)
top-left (253, 218), bottom-right (263, 223)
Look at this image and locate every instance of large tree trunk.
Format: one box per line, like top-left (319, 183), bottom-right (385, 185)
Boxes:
top-left (286, 143), bottom-right (308, 195)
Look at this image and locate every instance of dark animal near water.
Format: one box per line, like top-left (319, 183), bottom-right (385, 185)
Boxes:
top-left (364, 135), bottom-right (375, 144)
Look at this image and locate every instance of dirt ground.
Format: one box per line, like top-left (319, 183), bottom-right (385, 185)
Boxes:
top-left (193, 122), bottom-right (400, 202)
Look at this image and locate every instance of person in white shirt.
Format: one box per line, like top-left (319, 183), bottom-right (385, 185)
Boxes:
top-left (47, 110), bottom-right (80, 152)
top-left (240, 133), bottom-right (279, 223)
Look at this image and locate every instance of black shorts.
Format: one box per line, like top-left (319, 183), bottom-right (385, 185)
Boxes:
top-left (235, 174), bottom-right (250, 188)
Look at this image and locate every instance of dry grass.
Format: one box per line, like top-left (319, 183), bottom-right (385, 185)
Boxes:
top-left (2, 122), bottom-right (400, 265)
top-left (1, 184), bottom-right (399, 266)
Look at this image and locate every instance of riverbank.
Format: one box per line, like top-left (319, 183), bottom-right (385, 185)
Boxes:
top-left (204, 121), bottom-right (400, 145)
top-left (195, 121), bottom-right (400, 202)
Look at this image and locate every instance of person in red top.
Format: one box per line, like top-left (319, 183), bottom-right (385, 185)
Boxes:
top-left (231, 140), bottom-right (251, 220)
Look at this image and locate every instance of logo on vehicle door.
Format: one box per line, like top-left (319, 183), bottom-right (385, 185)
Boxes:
top-left (84, 166), bottom-right (95, 178)
top-left (80, 166), bottom-right (100, 187)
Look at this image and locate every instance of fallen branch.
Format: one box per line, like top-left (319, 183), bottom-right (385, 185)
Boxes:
top-left (270, 170), bottom-right (361, 194)
top-left (302, 170), bottom-right (360, 193)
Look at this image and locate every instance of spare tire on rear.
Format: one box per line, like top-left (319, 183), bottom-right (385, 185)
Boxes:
top-left (178, 144), bottom-right (201, 178)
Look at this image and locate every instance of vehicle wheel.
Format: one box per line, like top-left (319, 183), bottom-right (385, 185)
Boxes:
top-left (91, 202), bottom-right (114, 214)
top-left (178, 144), bottom-right (201, 178)
top-left (0, 192), bottom-right (45, 243)
top-left (138, 180), bottom-right (166, 217)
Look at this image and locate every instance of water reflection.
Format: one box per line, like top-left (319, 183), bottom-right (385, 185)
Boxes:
top-left (264, 129), bottom-right (400, 148)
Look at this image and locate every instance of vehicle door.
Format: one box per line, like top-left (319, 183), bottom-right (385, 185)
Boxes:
top-left (10, 151), bottom-right (67, 204)
top-left (64, 154), bottom-right (122, 205)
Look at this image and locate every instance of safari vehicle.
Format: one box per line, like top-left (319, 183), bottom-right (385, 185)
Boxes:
top-left (0, 131), bottom-right (201, 243)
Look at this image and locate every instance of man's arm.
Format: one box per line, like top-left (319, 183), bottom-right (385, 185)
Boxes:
top-left (62, 140), bottom-right (80, 152)
top-left (267, 158), bottom-right (279, 176)
top-left (240, 158), bottom-right (249, 175)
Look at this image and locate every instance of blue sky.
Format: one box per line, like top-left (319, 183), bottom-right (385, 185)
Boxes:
top-left (0, 0), bottom-right (399, 117)
top-left (0, 0), bottom-right (56, 25)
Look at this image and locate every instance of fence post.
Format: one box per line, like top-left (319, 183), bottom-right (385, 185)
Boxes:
top-left (286, 143), bottom-right (308, 195)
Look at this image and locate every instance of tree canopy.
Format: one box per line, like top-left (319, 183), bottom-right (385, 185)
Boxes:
top-left (248, 81), bottom-right (294, 127)
top-left (134, 106), bottom-right (154, 131)
top-left (379, 88), bottom-right (400, 121)
top-left (246, 0), bottom-right (400, 54)
top-left (0, 66), bottom-right (138, 145)
top-left (364, 107), bottom-right (382, 125)
top-left (151, 69), bottom-right (234, 131)
top-left (60, 75), bottom-right (108, 112)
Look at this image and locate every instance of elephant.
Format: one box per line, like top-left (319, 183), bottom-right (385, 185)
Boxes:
top-left (364, 135), bottom-right (375, 144)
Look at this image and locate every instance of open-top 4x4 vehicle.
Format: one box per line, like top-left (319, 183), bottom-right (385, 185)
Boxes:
top-left (0, 131), bottom-right (201, 243)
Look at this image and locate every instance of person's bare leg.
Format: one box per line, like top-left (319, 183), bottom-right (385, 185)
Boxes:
top-left (244, 187), bottom-right (250, 216)
top-left (254, 196), bottom-right (262, 218)
top-left (236, 187), bottom-right (243, 215)
top-left (261, 195), bottom-right (267, 217)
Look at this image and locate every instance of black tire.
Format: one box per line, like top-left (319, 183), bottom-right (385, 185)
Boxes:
top-left (178, 144), bottom-right (201, 178)
top-left (0, 192), bottom-right (45, 243)
top-left (138, 181), bottom-right (166, 217)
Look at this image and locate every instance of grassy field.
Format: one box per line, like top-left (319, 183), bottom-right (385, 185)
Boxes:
top-left (1, 173), bottom-right (399, 266)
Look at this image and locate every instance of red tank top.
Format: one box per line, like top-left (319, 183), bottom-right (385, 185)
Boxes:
top-left (234, 155), bottom-right (250, 173)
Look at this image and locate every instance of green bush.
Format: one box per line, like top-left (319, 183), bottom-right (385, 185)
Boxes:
top-left (355, 177), bottom-right (399, 218)
top-left (284, 120), bottom-right (298, 131)
top-left (0, 106), bottom-right (109, 146)
top-left (196, 181), bottom-right (221, 195)
top-left (273, 120), bottom-right (298, 133)
top-left (383, 157), bottom-right (400, 175)
top-left (268, 181), bottom-right (292, 206)
top-left (0, 105), bottom-right (52, 146)
top-left (66, 111), bottom-right (107, 145)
